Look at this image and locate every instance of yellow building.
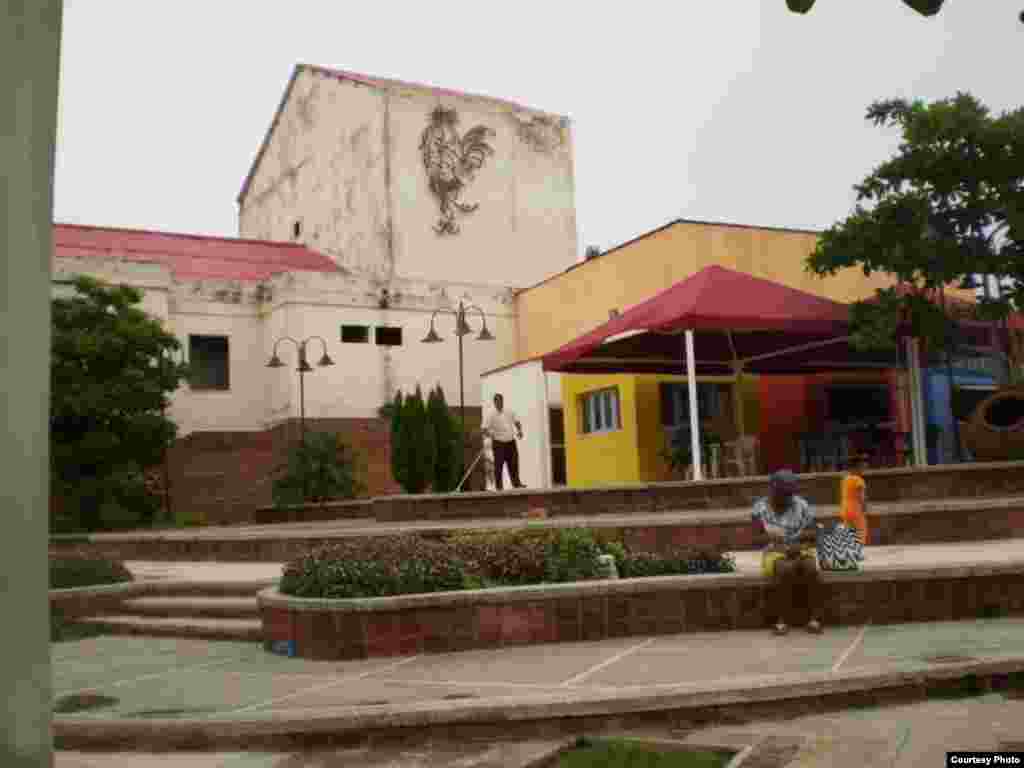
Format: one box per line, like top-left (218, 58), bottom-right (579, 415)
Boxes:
top-left (511, 219), bottom-right (917, 488)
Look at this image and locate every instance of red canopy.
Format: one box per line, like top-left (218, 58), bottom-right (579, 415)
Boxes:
top-left (542, 265), bottom-right (868, 375)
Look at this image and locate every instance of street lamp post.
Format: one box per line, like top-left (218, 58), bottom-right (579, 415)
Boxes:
top-left (267, 336), bottom-right (335, 499)
top-left (422, 301), bottom-right (494, 487)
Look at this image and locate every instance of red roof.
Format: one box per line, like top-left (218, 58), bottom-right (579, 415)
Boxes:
top-left (53, 223), bottom-right (342, 282)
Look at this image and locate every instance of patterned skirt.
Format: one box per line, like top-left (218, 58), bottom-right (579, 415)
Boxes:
top-left (816, 523), bottom-right (864, 571)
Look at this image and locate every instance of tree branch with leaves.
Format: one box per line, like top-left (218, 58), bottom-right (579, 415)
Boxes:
top-left (807, 93), bottom-right (1024, 358)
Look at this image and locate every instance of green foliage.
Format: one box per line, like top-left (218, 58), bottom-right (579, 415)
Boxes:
top-left (806, 93), bottom-right (1024, 355)
top-left (278, 528), bottom-right (736, 598)
top-left (446, 528), bottom-right (553, 585)
top-left (427, 384), bottom-right (462, 493)
top-left (278, 535), bottom-right (466, 598)
top-left (544, 528), bottom-right (605, 583)
top-left (615, 549), bottom-right (737, 578)
top-left (561, 737), bottom-right (732, 768)
top-left (272, 431), bottom-right (364, 506)
top-left (389, 385), bottom-right (437, 493)
top-left (661, 429), bottom-right (721, 476)
top-left (387, 391), bottom-right (406, 490)
top-left (51, 276), bottom-right (189, 532)
top-left (49, 554), bottom-right (134, 589)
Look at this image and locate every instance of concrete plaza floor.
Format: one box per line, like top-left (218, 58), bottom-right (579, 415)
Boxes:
top-left (53, 539), bottom-right (1024, 764)
top-left (53, 618), bottom-right (1024, 766)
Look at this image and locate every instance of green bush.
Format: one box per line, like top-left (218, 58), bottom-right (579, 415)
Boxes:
top-left (278, 528), bottom-right (737, 598)
top-left (279, 536), bottom-right (466, 598)
top-left (616, 549), bottom-right (736, 578)
top-left (50, 554), bottom-right (134, 590)
top-left (446, 528), bottom-right (552, 585)
top-left (272, 431), bottom-right (364, 506)
top-left (427, 384), bottom-right (462, 493)
top-left (544, 528), bottom-right (605, 583)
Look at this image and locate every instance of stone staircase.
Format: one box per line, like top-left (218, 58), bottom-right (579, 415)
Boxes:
top-left (75, 580), bottom-right (269, 642)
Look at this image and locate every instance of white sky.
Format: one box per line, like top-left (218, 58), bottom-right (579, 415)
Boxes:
top-left (53, 1), bottom-right (1022, 259)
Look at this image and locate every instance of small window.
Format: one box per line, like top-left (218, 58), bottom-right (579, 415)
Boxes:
top-left (292, 220), bottom-right (302, 239)
top-left (188, 335), bottom-right (229, 391)
top-left (341, 324), bottom-right (370, 344)
top-left (376, 326), bottom-right (403, 346)
top-left (579, 387), bottom-right (622, 435)
top-left (659, 382), bottom-right (721, 426)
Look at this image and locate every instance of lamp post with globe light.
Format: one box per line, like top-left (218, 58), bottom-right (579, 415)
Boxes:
top-left (267, 336), bottom-right (335, 499)
top-left (422, 301), bottom-right (495, 485)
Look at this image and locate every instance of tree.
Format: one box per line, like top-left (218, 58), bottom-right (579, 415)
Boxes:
top-left (389, 386), bottom-right (436, 494)
top-left (806, 93), bottom-right (1024, 354)
top-left (385, 391), bottom-right (406, 491)
top-left (51, 276), bottom-right (189, 532)
top-left (785, 1), bottom-right (1023, 22)
top-left (427, 385), bottom-right (461, 492)
top-left (272, 432), bottom-right (363, 506)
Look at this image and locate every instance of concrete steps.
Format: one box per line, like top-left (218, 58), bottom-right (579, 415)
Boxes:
top-left (72, 579), bottom-right (270, 642)
top-left (119, 596), bottom-right (258, 619)
top-left (77, 615), bottom-right (263, 642)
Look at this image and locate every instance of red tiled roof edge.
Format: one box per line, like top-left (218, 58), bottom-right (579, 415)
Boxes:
top-left (53, 222), bottom-right (343, 282)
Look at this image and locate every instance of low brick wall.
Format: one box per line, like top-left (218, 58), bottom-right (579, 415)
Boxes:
top-left (52, 496), bottom-right (1024, 563)
top-left (251, 500), bottom-right (373, 525)
top-left (259, 561), bottom-right (1024, 661)
top-left (372, 462), bottom-right (1024, 523)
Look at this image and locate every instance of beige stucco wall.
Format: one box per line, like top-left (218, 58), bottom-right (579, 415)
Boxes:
top-left (512, 220), bottom-right (901, 361)
top-left (261, 270), bottom-right (517, 423)
top-left (52, 256), bottom-right (516, 434)
top-left (238, 68), bottom-right (578, 290)
top-left (385, 87), bottom-right (577, 287)
top-left (238, 68), bottom-right (392, 276)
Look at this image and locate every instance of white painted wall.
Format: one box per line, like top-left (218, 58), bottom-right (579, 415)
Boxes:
top-left (480, 359), bottom-right (551, 489)
top-left (386, 89), bottom-right (577, 288)
top-left (238, 69), bottom-right (393, 276)
top-left (239, 68), bottom-right (578, 291)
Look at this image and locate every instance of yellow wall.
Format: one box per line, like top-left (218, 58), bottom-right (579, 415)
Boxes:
top-left (562, 374), bottom-right (641, 488)
top-left (564, 371), bottom-right (764, 487)
top-left (514, 220), bottom-right (898, 362)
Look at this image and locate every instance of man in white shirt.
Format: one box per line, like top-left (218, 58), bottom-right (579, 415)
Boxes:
top-left (482, 393), bottom-right (524, 490)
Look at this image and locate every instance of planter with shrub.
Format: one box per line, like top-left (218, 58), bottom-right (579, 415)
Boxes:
top-left (278, 527), bottom-right (735, 599)
top-left (262, 528), bottom-right (740, 660)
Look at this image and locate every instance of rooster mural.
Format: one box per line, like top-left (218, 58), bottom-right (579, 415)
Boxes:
top-left (419, 106), bottom-right (495, 235)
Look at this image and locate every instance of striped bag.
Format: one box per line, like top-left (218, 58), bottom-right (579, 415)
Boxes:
top-left (815, 522), bottom-right (864, 571)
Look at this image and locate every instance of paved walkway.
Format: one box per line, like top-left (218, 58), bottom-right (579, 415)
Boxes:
top-left (53, 617), bottom-right (1024, 765)
top-left (74, 494), bottom-right (1024, 543)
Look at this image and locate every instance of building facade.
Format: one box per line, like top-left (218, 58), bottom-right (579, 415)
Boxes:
top-left (483, 219), bottom-right (953, 489)
top-left (237, 65), bottom-right (578, 290)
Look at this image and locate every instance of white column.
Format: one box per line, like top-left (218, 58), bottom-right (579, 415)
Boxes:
top-left (2, 1), bottom-right (62, 765)
top-left (906, 337), bottom-right (929, 467)
top-left (539, 368), bottom-right (552, 489)
top-left (685, 330), bottom-right (703, 481)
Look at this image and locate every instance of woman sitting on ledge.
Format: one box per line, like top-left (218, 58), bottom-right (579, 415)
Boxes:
top-left (752, 470), bottom-right (824, 635)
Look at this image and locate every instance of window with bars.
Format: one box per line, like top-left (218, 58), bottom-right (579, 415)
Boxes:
top-left (579, 387), bottom-right (622, 435)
